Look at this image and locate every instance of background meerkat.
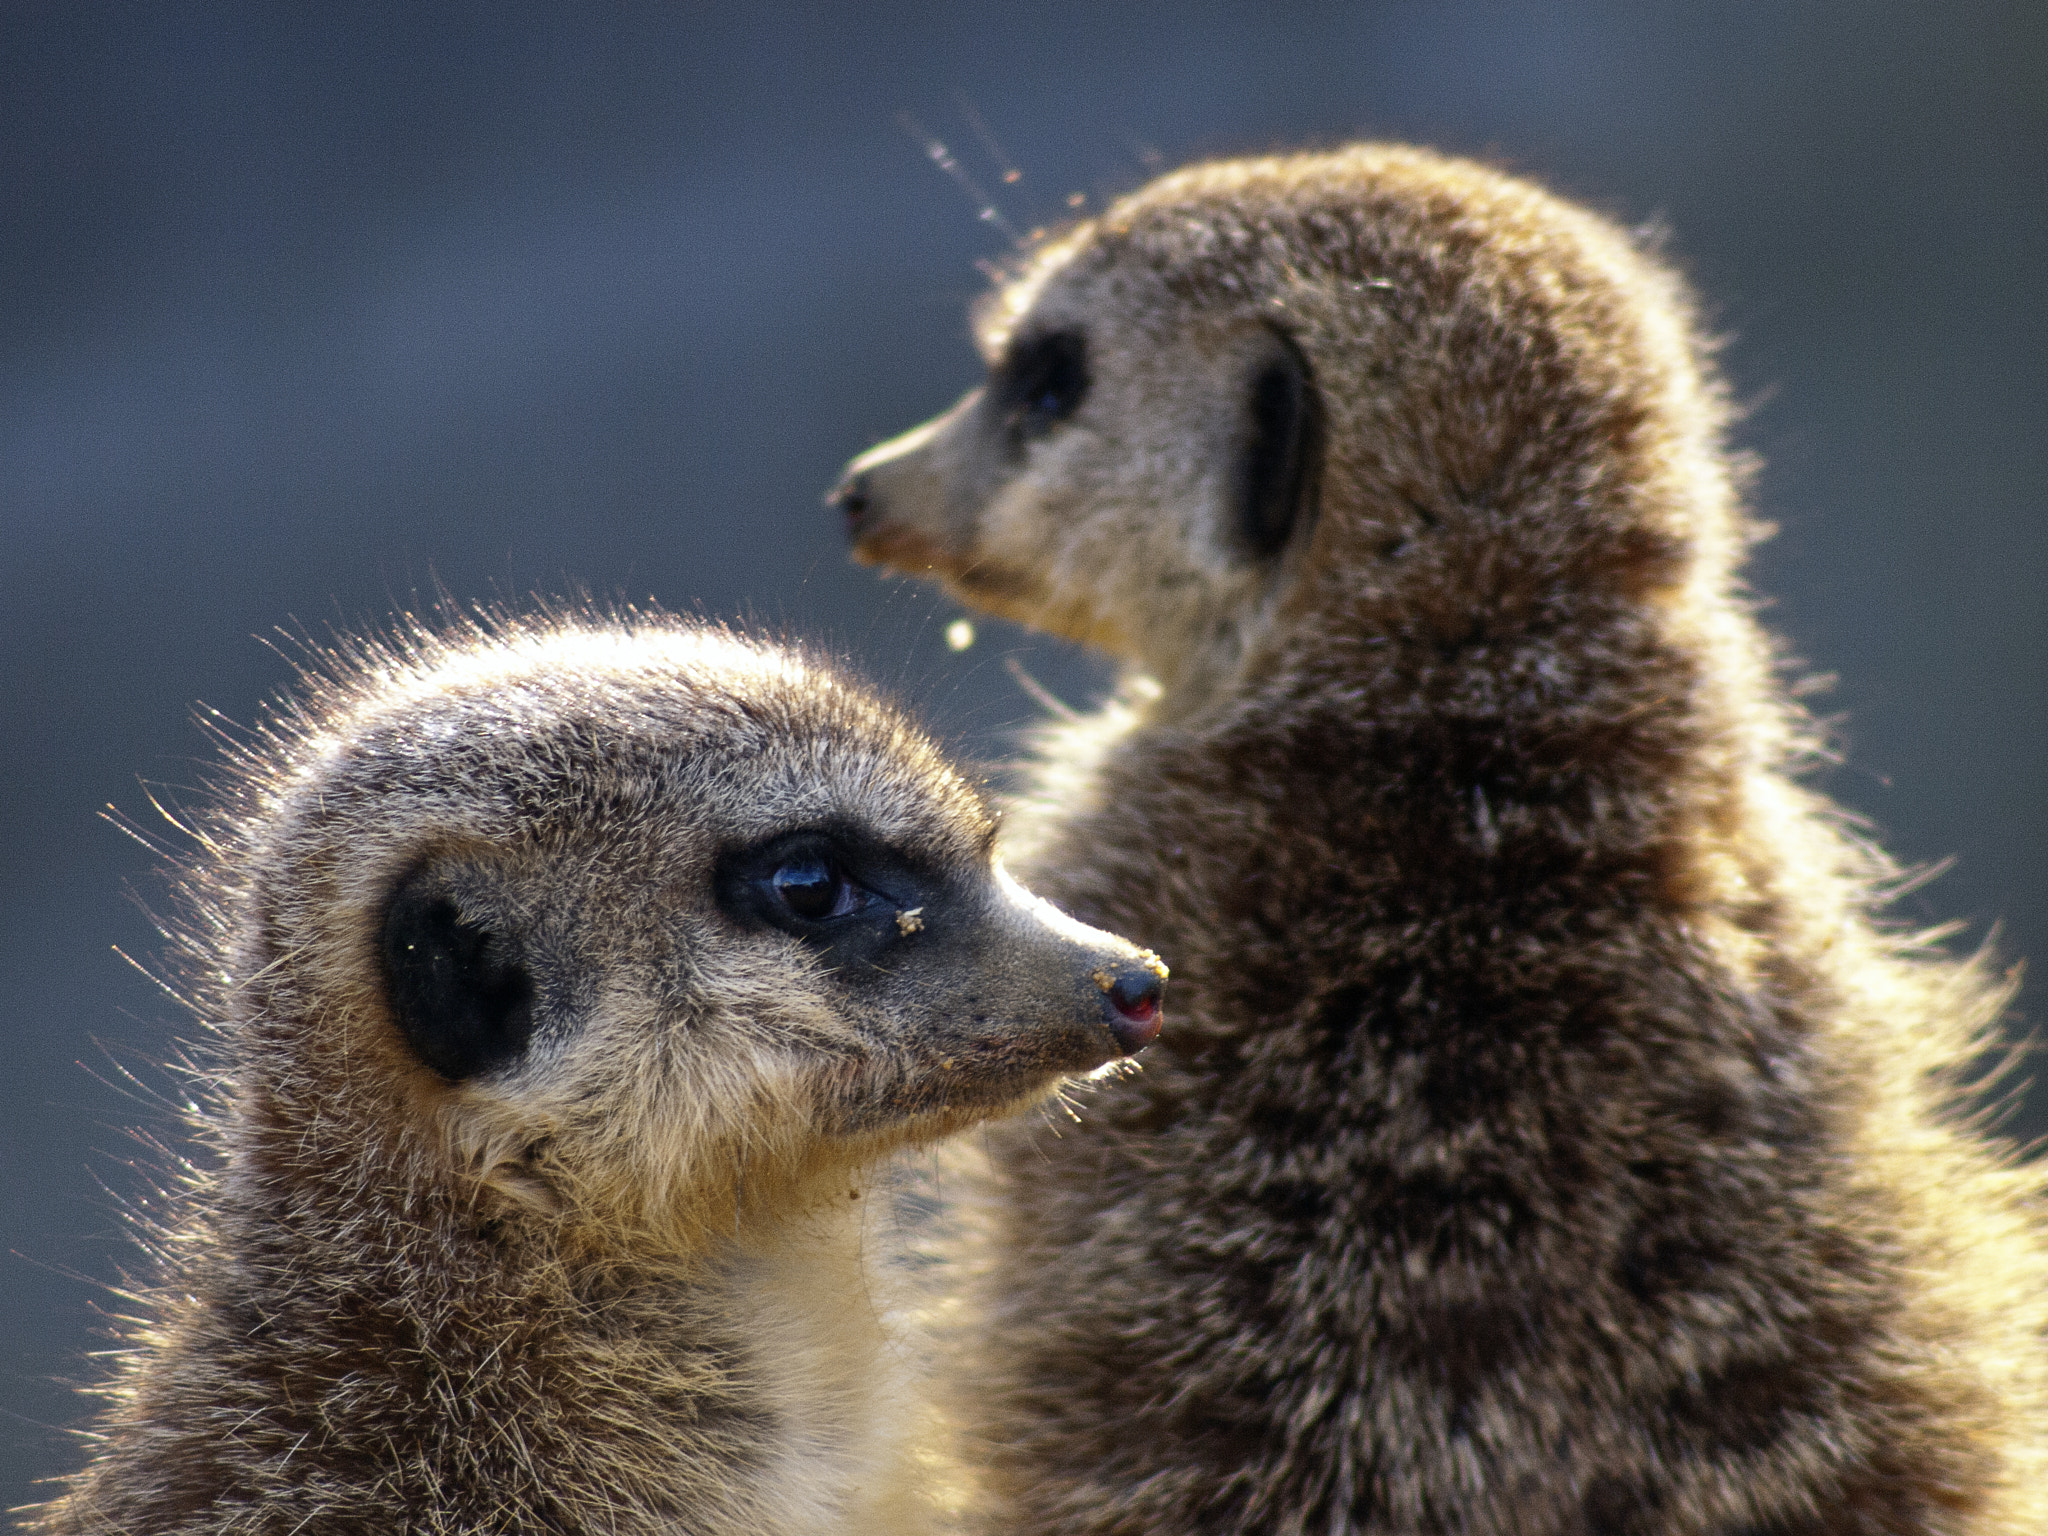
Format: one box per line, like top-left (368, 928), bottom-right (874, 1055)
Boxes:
top-left (833, 145), bottom-right (2048, 1534)
top-left (22, 613), bottom-right (1164, 1536)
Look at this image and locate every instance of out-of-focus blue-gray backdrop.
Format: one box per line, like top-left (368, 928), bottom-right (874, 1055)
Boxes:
top-left (4, 1), bottom-right (2042, 1508)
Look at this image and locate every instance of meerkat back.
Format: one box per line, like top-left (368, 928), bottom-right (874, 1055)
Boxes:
top-left (25, 614), bottom-right (1164, 1536)
top-left (833, 146), bottom-right (2048, 1534)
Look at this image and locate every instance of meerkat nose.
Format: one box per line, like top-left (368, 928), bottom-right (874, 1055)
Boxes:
top-left (1096, 958), bottom-right (1167, 1054)
top-left (827, 468), bottom-right (872, 533)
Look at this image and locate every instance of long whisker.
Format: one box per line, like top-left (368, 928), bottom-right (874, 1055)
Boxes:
top-left (1003, 655), bottom-right (1079, 722)
top-left (953, 91), bottom-right (1023, 187)
top-left (896, 111), bottom-right (1022, 245)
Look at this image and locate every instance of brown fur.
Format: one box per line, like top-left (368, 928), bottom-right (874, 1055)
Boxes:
top-left (835, 145), bottom-right (2048, 1533)
top-left (23, 613), bottom-right (1164, 1536)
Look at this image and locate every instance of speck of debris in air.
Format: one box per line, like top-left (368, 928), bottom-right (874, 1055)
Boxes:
top-left (1067, 192), bottom-right (1086, 208)
top-left (896, 907), bottom-right (926, 936)
top-left (945, 619), bottom-right (975, 651)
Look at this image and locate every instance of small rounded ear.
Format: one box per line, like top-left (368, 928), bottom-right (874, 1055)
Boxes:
top-left (1235, 323), bottom-right (1324, 559)
top-left (379, 869), bottom-right (535, 1082)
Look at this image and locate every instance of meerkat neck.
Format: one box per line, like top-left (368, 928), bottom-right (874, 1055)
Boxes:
top-left (1126, 612), bottom-right (1260, 725)
top-left (707, 1198), bottom-right (933, 1531)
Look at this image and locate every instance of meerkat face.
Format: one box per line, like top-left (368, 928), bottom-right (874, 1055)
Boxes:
top-left (235, 626), bottom-right (1164, 1235)
top-left (832, 228), bottom-right (1322, 694)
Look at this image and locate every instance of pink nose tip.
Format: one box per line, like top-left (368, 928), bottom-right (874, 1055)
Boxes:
top-left (1101, 965), bottom-right (1165, 1054)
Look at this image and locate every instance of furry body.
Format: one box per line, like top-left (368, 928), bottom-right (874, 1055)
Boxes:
top-left (27, 616), bottom-right (1163, 1536)
top-left (837, 146), bottom-right (2048, 1533)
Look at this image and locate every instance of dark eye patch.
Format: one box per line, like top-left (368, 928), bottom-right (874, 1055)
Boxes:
top-left (994, 328), bottom-right (1089, 453)
top-left (717, 828), bottom-right (937, 976)
top-left (1236, 324), bottom-right (1324, 560)
top-left (380, 872), bottom-right (535, 1082)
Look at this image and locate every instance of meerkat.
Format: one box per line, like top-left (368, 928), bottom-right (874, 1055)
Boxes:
top-left (23, 613), bottom-right (1166, 1536)
top-left (831, 144), bottom-right (2048, 1534)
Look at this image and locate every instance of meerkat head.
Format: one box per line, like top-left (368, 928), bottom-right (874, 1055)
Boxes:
top-left (832, 212), bottom-right (1323, 702)
top-left (833, 145), bottom-right (1730, 712)
top-left (215, 619), bottom-right (1164, 1250)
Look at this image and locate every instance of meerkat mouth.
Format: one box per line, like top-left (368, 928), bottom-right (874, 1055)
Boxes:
top-left (845, 513), bottom-right (952, 574)
top-left (851, 518), bottom-right (1047, 616)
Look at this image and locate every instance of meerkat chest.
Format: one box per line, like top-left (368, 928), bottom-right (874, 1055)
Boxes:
top-left (711, 1213), bottom-right (931, 1536)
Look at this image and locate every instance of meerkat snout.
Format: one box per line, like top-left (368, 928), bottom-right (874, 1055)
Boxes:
top-left (706, 828), bottom-right (1166, 1134)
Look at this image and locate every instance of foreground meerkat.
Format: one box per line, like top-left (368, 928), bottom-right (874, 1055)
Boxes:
top-left (26, 615), bottom-right (1165, 1536)
top-left (833, 145), bottom-right (2048, 1533)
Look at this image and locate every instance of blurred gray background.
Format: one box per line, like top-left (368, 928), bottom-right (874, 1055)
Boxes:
top-left (4, 1), bottom-right (2043, 1508)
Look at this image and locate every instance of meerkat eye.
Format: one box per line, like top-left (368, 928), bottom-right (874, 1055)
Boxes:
top-left (769, 853), bottom-right (869, 923)
top-left (719, 831), bottom-right (919, 956)
top-left (996, 328), bottom-right (1089, 450)
top-left (1236, 324), bottom-right (1324, 559)
top-left (380, 875), bottom-right (536, 1082)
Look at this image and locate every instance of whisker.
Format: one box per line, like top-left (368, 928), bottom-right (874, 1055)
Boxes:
top-left (1003, 655), bottom-right (1079, 722)
top-left (896, 110), bottom-right (1022, 245)
top-left (953, 90), bottom-right (1023, 187)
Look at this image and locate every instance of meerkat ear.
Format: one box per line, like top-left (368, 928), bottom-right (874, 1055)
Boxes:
top-left (1235, 324), bottom-right (1324, 560)
top-left (380, 870), bottom-right (536, 1082)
